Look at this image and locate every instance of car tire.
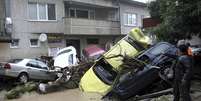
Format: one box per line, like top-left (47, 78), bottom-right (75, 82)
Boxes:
top-left (18, 73), bottom-right (29, 83)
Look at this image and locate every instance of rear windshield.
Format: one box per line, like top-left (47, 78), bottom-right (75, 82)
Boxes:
top-left (8, 59), bottom-right (23, 63)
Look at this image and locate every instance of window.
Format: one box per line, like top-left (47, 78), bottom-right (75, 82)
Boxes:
top-left (87, 38), bottom-right (99, 45)
top-left (26, 60), bottom-right (38, 68)
top-left (10, 39), bottom-right (19, 48)
top-left (28, 2), bottom-right (56, 21)
top-left (37, 61), bottom-right (48, 70)
top-left (69, 9), bottom-right (75, 18)
top-left (68, 54), bottom-right (74, 65)
top-left (48, 4), bottom-right (56, 20)
top-left (30, 39), bottom-right (40, 47)
top-left (124, 13), bottom-right (137, 26)
top-left (76, 10), bottom-right (89, 19)
top-left (28, 2), bottom-right (37, 20)
top-left (69, 8), bottom-right (95, 19)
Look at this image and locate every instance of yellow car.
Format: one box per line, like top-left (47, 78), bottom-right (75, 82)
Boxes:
top-left (79, 28), bottom-right (151, 95)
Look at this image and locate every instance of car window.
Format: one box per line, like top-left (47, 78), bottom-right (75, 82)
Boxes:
top-left (37, 61), bottom-right (48, 70)
top-left (149, 44), bottom-right (170, 56)
top-left (26, 60), bottom-right (38, 68)
top-left (68, 54), bottom-right (74, 65)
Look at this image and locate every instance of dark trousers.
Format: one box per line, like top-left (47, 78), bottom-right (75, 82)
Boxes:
top-left (173, 79), bottom-right (192, 101)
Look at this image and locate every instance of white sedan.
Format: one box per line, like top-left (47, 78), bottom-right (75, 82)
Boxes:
top-left (0, 59), bottom-right (56, 83)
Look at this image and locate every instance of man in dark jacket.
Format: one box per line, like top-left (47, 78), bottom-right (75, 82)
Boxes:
top-left (173, 44), bottom-right (193, 101)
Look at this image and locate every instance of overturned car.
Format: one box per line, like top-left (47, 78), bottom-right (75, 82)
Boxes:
top-left (106, 42), bottom-right (177, 100)
top-left (103, 43), bottom-right (201, 100)
top-left (79, 28), bottom-right (151, 95)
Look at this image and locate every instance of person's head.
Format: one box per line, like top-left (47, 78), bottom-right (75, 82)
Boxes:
top-left (178, 44), bottom-right (188, 55)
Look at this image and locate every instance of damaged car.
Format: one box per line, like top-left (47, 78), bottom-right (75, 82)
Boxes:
top-left (79, 28), bottom-right (151, 95)
top-left (104, 44), bottom-right (201, 100)
top-left (106, 42), bottom-right (177, 100)
top-left (54, 46), bottom-right (77, 69)
top-left (0, 59), bottom-right (57, 83)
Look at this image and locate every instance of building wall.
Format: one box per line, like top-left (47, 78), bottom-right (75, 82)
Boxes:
top-left (120, 3), bottom-right (149, 34)
top-left (7, 0), bottom-right (65, 59)
top-left (0, 0), bottom-right (150, 61)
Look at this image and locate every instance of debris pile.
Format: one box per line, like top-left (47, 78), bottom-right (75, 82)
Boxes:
top-left (5, 82), bottom-right (37, 99)
top-left (120, 56), bottom-right (146, 74)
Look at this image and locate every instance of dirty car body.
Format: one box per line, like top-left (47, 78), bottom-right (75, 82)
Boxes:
top-left (0, 59), bottom-right (56, 82)
top-left (79, 28), bottom-right (151, 95)
top-left (109, 42), bottom-right (177, 100)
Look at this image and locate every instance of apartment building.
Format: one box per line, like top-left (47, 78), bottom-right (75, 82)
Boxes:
top-left (0, 0), bottom-right (149, 61)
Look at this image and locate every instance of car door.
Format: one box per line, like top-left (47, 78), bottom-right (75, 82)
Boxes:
top-left (37, 60), bottom-right (56, 80)
top-left (26, 60), bottom-right (42, 79)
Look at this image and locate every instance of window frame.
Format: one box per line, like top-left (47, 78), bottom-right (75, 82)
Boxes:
top-left (124, 13), bottom-right (137, 26)
top-left (29, 39), bottom-right (40, 48)
top-left (69, 8), bottom-right (95, 19)
top-left (10, 39), bottom-right (20, 49)
top-left (28, 2), bottom-right (56, 21)
top-left (87, 38), bottom-right (99, 45)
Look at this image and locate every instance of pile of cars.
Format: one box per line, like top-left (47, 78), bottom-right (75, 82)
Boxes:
top-left (79, 28), bottom-right (201, 100)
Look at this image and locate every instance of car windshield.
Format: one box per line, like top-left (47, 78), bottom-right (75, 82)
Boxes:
top-left (57, 49), bottom-right (72, 56)
top-left (93, 58), bottom-right (117, 85)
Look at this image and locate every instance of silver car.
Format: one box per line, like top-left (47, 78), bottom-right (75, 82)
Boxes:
top-left (0, 59), bottom-right (56, 83)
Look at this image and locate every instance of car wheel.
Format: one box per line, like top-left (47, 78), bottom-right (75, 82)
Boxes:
top-left (18, 73), bottom-right (29, 83)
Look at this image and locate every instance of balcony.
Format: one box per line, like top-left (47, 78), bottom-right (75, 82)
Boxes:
top-left (64, 18), bottom-right (121, 35)
top-left (64, 0), bottom-right (118, 8)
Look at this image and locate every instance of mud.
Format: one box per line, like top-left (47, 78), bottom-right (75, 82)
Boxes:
top-left (5, 89), bottom-right (102, 101)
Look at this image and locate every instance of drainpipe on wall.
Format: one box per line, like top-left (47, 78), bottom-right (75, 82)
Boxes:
top-left (117, 0), bottom-right (122, 35)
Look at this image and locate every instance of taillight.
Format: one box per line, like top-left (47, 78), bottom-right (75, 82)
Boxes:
top-left (4, 63), bottom-right (11, 69)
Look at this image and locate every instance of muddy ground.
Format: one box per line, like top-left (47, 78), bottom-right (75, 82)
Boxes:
top-left (2, 80), bottom-right (201, 101)
top-left (4, 89), bottom-right (102, 101)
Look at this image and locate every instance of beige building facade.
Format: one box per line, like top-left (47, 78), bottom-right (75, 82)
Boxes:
top-left (0, 0), bottom-right (150, 61)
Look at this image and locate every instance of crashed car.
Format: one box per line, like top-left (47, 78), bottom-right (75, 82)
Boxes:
top-left (79, 28), bottom-right (151, 95)
top-left (82, 45), bottom-right (105, 61)
top-left (104, 43), bottom-right (201, 100)
top-left (54, 46), bottom-right (77, 69)
top-left (0, 59), bottom-right (56, 83)
top-left (107, 42), bottom-right (177, 100)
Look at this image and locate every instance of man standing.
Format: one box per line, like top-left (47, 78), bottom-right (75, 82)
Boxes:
top-left (173, 44), bottom-right (193, 101)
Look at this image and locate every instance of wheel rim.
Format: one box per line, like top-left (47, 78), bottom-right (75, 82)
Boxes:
top-left (20, 75), bottom-right (28, 83)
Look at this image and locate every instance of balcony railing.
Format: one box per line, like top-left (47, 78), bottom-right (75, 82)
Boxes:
top-left (64, 18), bottom-right (121, 35)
